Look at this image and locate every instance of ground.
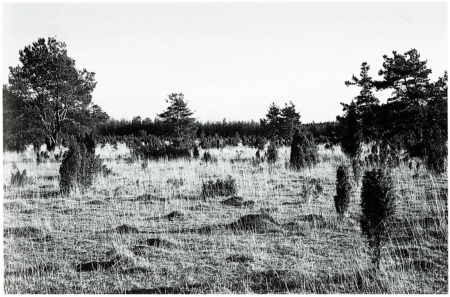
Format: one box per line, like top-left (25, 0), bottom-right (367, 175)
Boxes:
top-left (3, 144), bottom-right (448, 293)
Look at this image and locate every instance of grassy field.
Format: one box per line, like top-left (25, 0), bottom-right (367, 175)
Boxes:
top-left (3, 144), bottom-right (448, 293)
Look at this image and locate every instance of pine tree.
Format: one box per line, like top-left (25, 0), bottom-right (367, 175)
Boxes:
top-left (279, 101), bottom-right (301, 144)
top-left (260, 103), bottom-right (281, 139)
top-left (158, 93), bottom-right (197, 146)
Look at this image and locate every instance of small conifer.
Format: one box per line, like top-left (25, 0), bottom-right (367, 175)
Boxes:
top-left (334, 165), bottom-right (352, 217)
top-left (360, 168), bottom-right (396, 269)
top-left (290, 128), bottom-right (319, 170)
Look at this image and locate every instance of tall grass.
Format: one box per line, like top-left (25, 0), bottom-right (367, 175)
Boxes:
top-left (2, 143), bottom-right (447, 293)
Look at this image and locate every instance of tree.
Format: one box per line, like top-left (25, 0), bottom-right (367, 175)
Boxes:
top-left (260, 101), bottom-right (301, 143)
top-left (158, 93), bottom-right (197, 145)
top-left (260, 103), bottom-right (281, 139)
top-left (7, 37), bottom-right (108, 151)
top-left (279, 101), bottom-right (301, 144)
top-left (343, 50), bottom-right (447, 174)
top-left (3, 85), bottom-right (44, 151)
top-left (337, 101), bottom-right (363, 184)
top-left (375, 50), bottom-right (448, 174)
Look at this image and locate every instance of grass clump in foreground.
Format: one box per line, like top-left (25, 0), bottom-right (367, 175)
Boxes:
top-left (2, 144), bottom-right (447, 294)
top-left (201, 175), bottom-right (237, 198)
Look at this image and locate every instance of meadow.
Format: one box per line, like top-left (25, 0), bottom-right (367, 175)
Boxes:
top-left (3, 143), bottom-right (448, 293)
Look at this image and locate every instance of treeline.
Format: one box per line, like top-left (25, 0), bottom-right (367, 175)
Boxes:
top-left (3, 37), bottom-right (447, 174)
top-left (95, 117), bottom-right (338, 145)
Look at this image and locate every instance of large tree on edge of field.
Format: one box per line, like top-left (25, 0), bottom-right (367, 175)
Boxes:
top-left (260, 101), bottom-right (301, 143)
top-left (342, 49), bottom-right (448, 174)
top-left (374, 49), bottom-right (447, 174)
top-left (279, 101), bottom-right (301, 144)
top-left (260, 103), bottom-right (281, 139)
top-left (6, 37), bottom-right (108, 151)
top-left (157, 93), bottom-right (197, 146)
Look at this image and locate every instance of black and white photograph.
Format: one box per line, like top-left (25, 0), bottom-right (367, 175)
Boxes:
top-left (2, 2), bottom-right (448, 294)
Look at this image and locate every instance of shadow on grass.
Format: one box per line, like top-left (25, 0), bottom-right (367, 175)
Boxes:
top-left (169, 213), bottom-right (284, 234)
top-left (121, 268), bottom-right (392, 294)
top-left (5, 263), bottom-right (59, 277)
top-left (4, 226), bottom-right (43, 238)
top-left (124, 283), bottom-right (207, 294)
top-left (245, 268), bottom-right (389, 294)
top-left (76, 260), bottom-right (116, 272)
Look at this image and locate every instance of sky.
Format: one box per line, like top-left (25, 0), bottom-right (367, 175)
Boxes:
top-left (2, 2), bottom-right (448, 124)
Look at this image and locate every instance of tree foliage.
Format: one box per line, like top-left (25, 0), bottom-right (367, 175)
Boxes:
top-left (158, 93), bottom-right (197, 146)
top-left (6, 37), bottom-right (108, 151)
top-left (260, 101), bottom-right (301, 144)
top-left (341, 49), bottom-right (447, 174)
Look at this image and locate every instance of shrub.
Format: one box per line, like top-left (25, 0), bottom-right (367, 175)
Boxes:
top-left (124, 156), bottom-right (135, 165)
top-left (36, 150), bottom-right (50, 165)
top-left (126, 134), bottom-right (191, 161)
top-left (202, 151), bottom-right (217, 163)
top-left (59, 138), bottom-right (102, 193)
top-left (255, 136), bottom-right (268, 151)
top-left (193, 146), bottom-right (200, 159)
top-left (101, 165), bottom-right (114, 177)
top-left (167, 177), bottom-right (184, 187)
top-left (290, 128), bottom-right (319, 170)
top-left (202, 175), bottom-right (237, 199)
top-left (266, 142), bottom-right (278, 164)
top-left (360, 168), bottom-right (396, 269)
top-left (300, 178), bottom-right (324, 202)
top-left (334, 164), bottom-right (352, 217)
top-left (10, 167), bottom-right (27, 187)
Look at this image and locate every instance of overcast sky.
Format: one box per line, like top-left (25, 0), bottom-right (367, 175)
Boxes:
top-left (2, 2), bottom-right (447, 123)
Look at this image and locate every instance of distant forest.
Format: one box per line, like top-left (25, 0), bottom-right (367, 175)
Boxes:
top-left (96, 117), bottom-right (339, 145)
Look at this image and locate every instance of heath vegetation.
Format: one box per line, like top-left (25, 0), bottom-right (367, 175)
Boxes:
top-left (2, 38), bottom-right (447, 294)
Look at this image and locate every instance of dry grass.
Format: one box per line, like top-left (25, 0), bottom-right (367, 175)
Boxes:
top-left (3, 144), bottom-right (448, 293)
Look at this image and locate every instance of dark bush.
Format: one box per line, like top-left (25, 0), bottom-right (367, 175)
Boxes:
top-left (202, 175), bottom-right (237, 199)
top-left (10, 167), bottom-right (27, 187)
top-left (59, 139), bottom-right (102, 193)
top-left (202, 151), bottom-right (217, 163)
top-left (255, 136), bottom-right (268, 151)
top-left (360, 168), bottom-right (396, 268)
top-left (334, 164), bottom-right (352, 217)
top-left (36, 151), bottom-right (50, 165)
top-left (290, 128), bottom-right (319, 170)
top-left (193, 146), bottom-right (200, 159)
top-left (101, 165), bottom-right (114, 177)
top-left (266, 142), bottom-right (278, 164)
